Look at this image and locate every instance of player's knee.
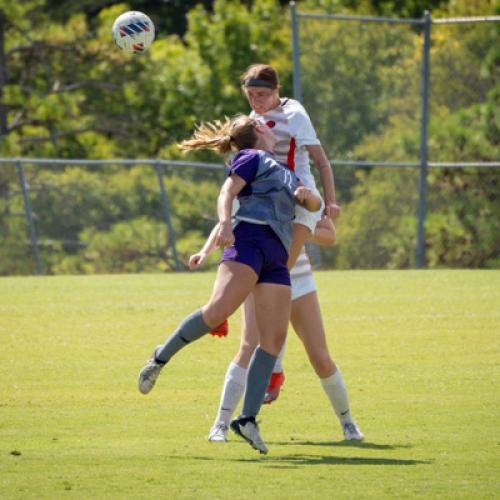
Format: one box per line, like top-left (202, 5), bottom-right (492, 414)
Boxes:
top-left (310, 352), bottom-right (334, 376)
top-left (240, 337), bottom-right (258, 356)
top-left (262, 331), bottom-right (287, 356)
top-left (202, 305), bottom-right (230, 328)
top-left (234, 343), bottom-right (255, 366)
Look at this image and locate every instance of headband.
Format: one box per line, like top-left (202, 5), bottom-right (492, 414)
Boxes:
top-left (243, 78), bottom-right (277, 89)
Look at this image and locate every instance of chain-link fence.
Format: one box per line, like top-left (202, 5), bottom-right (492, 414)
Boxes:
top-left (291, 4), bottom-right (499, 269)
top-left (0, 158), bottom-right (226, 275)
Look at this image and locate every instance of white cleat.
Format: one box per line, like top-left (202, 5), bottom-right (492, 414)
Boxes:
top-left (230, 416), bottom-right (268, 454)
top-left (342, 420), bottom-right (365, 441)
top-left (138, 346), bottom-right (164, 394)
top-left (208, 422), bottom-right (228, 442)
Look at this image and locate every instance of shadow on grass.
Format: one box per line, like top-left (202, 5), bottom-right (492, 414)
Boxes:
top-left (271, 440), bottom-right (413, 450)
top-left (182, 453), bottom-right (431, 467)
top-left (261, 454), bottom-right (432, 467)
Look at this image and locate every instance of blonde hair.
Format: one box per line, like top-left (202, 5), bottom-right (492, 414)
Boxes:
top-left (179, 114), bottom-right (259, 154)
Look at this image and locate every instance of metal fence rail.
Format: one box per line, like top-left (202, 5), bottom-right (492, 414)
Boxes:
top-left (2, 154), bottom-right (498, 275)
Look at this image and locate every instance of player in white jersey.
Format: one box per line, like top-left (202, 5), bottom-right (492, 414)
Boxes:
top-left (196, 64), bottom-right (363, 443)
top-left (192, 217), bottom-right (363, 442)
top-left (244, 65), bottom-right (340, 268)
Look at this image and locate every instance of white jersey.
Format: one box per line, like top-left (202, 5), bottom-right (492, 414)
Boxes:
top-left (250, 98), bottom-right (321, 189)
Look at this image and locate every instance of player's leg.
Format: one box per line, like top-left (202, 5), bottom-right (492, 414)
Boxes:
top-left (263, 339), bottom-right (286, 404)
top-left (138, 261), bottom-right (257, 394)
top-left (287, 199), bottom-right (322, 269)
top-left (291, 291), bottom-right (335, 377)
top-left (287, 223), bottom-right (311, 269)
top-left (231, 282), bottom-right (291, 454)
top-left (261, 221), bottom-right (314, 404)
top-left (291, 291), bottom-right (364, 440)
top-left (208, 294), bottom-right (259, 442)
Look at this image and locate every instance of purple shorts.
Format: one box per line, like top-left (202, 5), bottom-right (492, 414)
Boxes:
top-left (221, 221), bottom-right (291, 287)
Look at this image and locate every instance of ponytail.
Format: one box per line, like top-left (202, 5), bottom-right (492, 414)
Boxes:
top-left (179, 115), bottom-right (258, 154)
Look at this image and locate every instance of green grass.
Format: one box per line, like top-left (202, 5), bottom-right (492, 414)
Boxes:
top-left (1, 270), bottom-right (499, 499)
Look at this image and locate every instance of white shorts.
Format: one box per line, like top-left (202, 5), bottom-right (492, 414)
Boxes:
top-left (291, 270), bottom-right (316, 301)
top-left (290, 250), bottom-right (316, 300)
top-left (294, 177), bottom-right (324, 233)
top-left (294, 203), bottom-right (323, 233)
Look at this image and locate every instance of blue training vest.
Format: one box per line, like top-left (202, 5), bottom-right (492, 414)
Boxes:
top-left (234, 150), bottom-right (298, 252)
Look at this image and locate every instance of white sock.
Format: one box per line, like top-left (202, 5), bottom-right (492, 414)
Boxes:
top-left (272, 337), bottom-right (287, 373)
top-left (320, 368), bottom-right (352, 424)
top-left (213, 362), bottom-right (247, 426)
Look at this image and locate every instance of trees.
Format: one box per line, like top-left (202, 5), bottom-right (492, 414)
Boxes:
top-left (324, 0), bottom-right (499, 269)
top-left (0, 0), bottom-right (497, 273)
top-left (0, 0), bottom-right (292, 274)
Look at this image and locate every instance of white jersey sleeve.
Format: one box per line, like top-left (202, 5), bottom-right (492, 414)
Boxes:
top-left (288, 107), bottom-right (321, 150)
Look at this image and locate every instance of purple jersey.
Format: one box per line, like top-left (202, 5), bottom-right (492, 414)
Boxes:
top-left (229, 149), bottom-right (260, 197)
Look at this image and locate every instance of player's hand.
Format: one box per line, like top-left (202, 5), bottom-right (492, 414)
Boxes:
top-left (294, 186), bottom-right (313, 205)
top-left (188, 252), bottom-right (208, 271)
top-left (324, 202), bottom-right (341, 219)
top-left (215, 220), bottom-right (234, 248)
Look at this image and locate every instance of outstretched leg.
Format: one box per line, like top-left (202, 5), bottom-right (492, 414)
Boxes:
top-left (138, 261), bottom-right (257, 395)
top-left (291, 291), bottom-right (364, 441)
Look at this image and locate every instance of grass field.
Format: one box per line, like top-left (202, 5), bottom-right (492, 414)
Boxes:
top-left (1, 270), bottom-right (499, 499)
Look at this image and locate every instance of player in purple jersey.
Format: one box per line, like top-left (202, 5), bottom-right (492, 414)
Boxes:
top-left (204, 65), bottom-right (364, 443)
top-left (137, 114), bottom-right (321, 454)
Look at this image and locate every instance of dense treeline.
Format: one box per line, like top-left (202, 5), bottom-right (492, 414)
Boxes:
top-left (0, 0), bottom-right (498, 274)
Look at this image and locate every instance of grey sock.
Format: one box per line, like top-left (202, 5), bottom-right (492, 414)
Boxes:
top-left (241, 347), bottom-right (277, 418)
top-left (155, 309), bottom-right (211, 363)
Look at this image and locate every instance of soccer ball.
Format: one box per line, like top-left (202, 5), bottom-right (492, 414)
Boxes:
top-left (112, 11), bottom-right (155, 54)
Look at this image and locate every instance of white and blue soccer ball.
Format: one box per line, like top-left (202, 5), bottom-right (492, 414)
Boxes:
top-left (112, 11), bottom-right (155, 54)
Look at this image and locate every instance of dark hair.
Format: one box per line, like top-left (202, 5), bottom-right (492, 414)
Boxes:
top-left (240, 64), bottom-right (279, 89)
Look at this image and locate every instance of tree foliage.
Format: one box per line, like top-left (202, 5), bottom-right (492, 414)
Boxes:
top-left (324, 0), bottom-right (499, 269)
top-left (0, 0), bottom-right (498, 274)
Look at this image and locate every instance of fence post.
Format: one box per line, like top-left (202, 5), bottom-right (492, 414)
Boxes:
top-left (290, 1), bottom-right (302, 102)
top-left (290, 1), bottom-right (323, 268)
top-left (416, 10), bottom-right (431, 268)
top-left (16, 161), bottom-right (43, 275)
top-left (154, 162), bottom-right (180, 271)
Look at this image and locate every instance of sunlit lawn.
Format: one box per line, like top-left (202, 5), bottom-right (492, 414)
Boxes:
top-left (1, 270), bottom-right (499, 498)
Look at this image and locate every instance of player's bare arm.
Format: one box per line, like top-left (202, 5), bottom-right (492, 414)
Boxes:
top-left (294, 186), bottom-right (322, 212)
top-left (189, 223), bottom-right (220, 270)
top-left (306, 144), bottom-right (341, 219)
top-left (308, 215), bottom-right (336, 247)
top-left (216, 174), bottom-right (246, 248)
